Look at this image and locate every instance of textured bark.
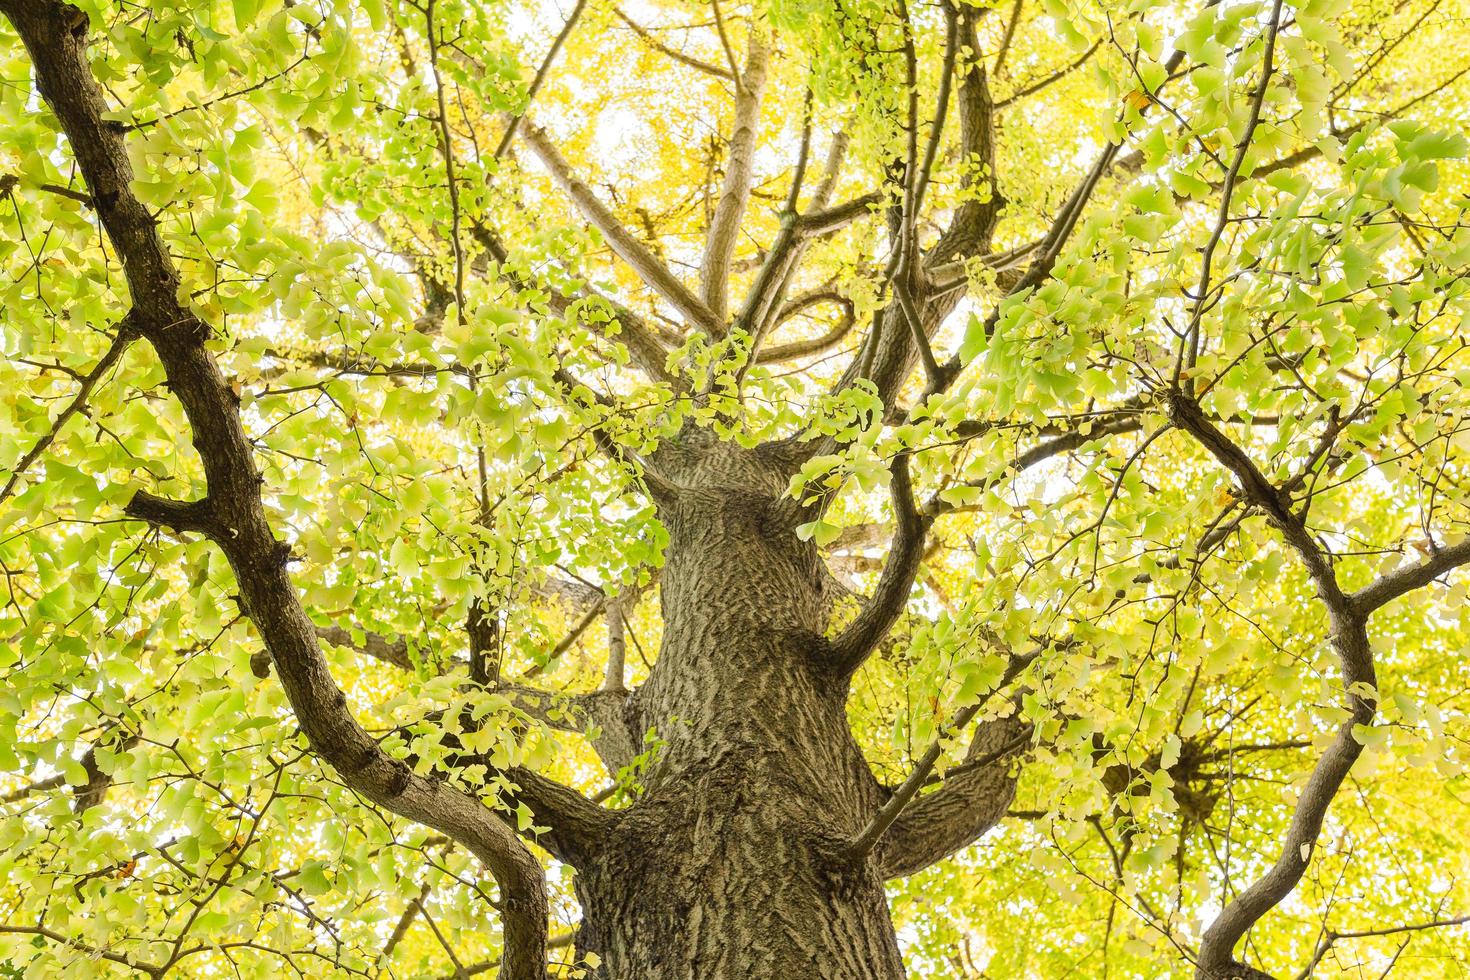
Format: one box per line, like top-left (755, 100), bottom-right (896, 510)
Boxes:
top-left (568, 431), bottom-right (906, 979)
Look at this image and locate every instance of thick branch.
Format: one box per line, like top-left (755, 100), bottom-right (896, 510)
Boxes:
top-left (1168, 390), bottom-right (1376, 980)
top-left (1349, 537), bottom-right (1470, 616)
top-left (518, 118), bottom-right (719, 334)
top-left (875, 711), bottom-right (1031, 877)
top-left (124, 490), bottom-right (221, 536)
top-left (502, 685), bottom-right (640, 776)
top-left (2, 3), bottom-right (550, 974)
top-left (602, 600), bottom-right (627, 692)
top-left (316, 624), bottom-right (413, 670)
top-left (795, 191), bottom-right (883, 236)
top-left (700, 34), bottom-right (769, 325)
top-left (756, 293), bottom-right (857, 363)
top-left (929, 6), bottom-right (1002, 267)
top-left (504, 766), bottom-right (610, 868)
top-left (823, 452), bottom-right (932, 676)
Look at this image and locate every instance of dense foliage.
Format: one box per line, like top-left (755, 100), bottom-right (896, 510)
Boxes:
top-left (2, 0), bottom-right (1469, 975)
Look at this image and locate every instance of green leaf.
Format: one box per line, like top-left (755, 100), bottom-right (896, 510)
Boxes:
top-left (795, 520), bottom-right (842, 547)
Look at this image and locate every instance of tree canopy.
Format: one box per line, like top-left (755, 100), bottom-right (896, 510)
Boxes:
top-left (2, 0), bottom-right (1470, 975)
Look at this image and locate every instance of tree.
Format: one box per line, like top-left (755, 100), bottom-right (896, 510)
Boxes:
top-left (1, 0), bottom-right (1469, 975)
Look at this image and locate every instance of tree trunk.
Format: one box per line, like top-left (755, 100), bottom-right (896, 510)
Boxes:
top-left (570, 432), bottom-right (907, 979)
top-left (573, 758), bottom-right (906, 979)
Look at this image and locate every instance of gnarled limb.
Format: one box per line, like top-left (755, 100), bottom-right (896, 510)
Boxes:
top-left (876, 711), bottom-right (1031, 878)
top-left (1167, 390), bottom-right (1374, 980)
top-left (0, 3), bottom-right (551, 973)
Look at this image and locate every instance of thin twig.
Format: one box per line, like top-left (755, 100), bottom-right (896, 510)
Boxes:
top-left (495, 0), bottom-right (591, 159)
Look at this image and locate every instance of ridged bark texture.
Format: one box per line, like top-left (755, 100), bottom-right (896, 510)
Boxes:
top-left (574, 432), bottom-right (906, 979)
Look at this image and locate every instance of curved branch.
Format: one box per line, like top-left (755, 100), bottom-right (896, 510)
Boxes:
top-left (992, 40), bottom-right (1100, 110)
top-left (822, 452), bottom-right (932, 676)
top-left (732, 142), bottom-right (869, 356)
top-left (756, 293), bottom-right (857, 363)
top-left (1168, 391), bottom-right (1375, 980)
top-left (1349, 537), bottom-right (1470, 616)
top-left (1, 3), bottom-right (550, 974)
